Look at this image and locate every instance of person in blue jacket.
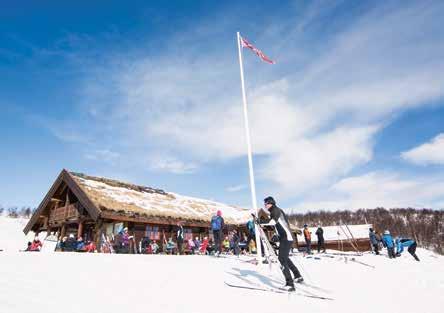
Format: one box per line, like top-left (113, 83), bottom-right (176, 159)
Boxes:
top-left (382, 230), bottom-right (395, 259)
top-left (395, 238), bottom-right (420, 261)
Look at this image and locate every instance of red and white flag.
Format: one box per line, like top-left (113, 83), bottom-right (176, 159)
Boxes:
top-left (240, 36), bottom-right (275, 64)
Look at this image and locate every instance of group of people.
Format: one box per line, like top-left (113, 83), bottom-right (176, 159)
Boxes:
top-left (25, 233), bottom-right (96, 252)
top-left (59, 234), bottom-right (96, 252)
top-left (369, 228), bottom-right (420, 261)
top-left (301, 224), bottom-right (326, 254)
top-left (25, 237), bottom-right (43, 251)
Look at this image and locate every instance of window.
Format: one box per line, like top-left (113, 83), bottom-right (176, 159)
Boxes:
top-left (114, 222), bottom-right (124, 235)
top-left (184, 228), bottom-right (193, 240)
top-left (146, 226), bottom-right (160, 240)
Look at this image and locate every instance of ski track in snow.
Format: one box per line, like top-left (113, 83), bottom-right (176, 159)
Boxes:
top-left (1, 217), bottom-right (443, 313)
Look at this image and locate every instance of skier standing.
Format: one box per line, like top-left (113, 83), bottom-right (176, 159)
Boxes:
top-left (231, 230), bottom-right (240, 256)
top-left (303, 224), bottom-right (312, 254)
top-left (382, 230), bottom-right (395, 259)
top-left (246, 219), bottom-right (256, 252)
top-left (176, 222), bottom-right (184, 255)
top-left (395, 237), bottom-right (420, 261)
top-left (210, 210), bottom-right (224, 256)
top-left (263, 196), bottom-right (303, 292)
top-left (315, 225), bottom-right (326, 253)
top-left (369, 228), bottom-right (380, 255)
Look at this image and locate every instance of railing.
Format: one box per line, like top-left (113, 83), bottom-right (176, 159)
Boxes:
top-left (49, 203), bottom-right (80, 224)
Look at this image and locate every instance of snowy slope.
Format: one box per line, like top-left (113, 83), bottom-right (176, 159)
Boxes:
top-left (0, 216), bottom-right (35, 252)
top-left (0, 216), bottom-right (443, 313)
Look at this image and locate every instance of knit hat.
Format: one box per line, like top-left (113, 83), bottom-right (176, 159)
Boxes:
top-left (263, 196), bottom-right (276, 206)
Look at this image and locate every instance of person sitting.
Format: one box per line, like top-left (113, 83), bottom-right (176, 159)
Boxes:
top-left (206, 239), bottom-right (215, 255)
top-left (84, 240), bottom-right (96, 253)
top-left (239, 235), bottom-right (248, 254)
top-left (140, 237), bottom-right (151, 254)
top-left (193, 237), bottom-right (201, 253)
top-left (76, 236), bottom-right (86, 252)
top-left (187, 238), bottom-right (196, 254)
top-left (222, 237), bottom-right (230, 253)
top-left (166, 238), bottom-right (176, 255)
top-left (58, 236), bottom-right (68, 251)
top-left (25, 241), bottom-right (32, 251)
top-left (120, 227), bottom-right (133, 254)
top-left (396, 237), bottom-right (420, 261)
top-left (199, 237), bottom-right (208, 254)
top-left (248, 238), bottom-right (257, 254)
top-left (29, 237), bottom-right (42, 252)
top-left (382, 230), bottom-right (395, 259)
top-left (150, 240), bottom-right (159, 254)
top-left (64, 234), bottom-right (77, 252)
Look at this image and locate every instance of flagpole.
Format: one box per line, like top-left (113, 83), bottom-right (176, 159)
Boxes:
top-left (237, 31), bottom-right (263, 264)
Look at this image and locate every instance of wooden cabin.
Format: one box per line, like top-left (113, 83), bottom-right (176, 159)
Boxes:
top-left (24, 169), bottom-right (251, 252)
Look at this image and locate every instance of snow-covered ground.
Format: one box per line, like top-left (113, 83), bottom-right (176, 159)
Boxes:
top-left (1, 216), bottom-right (443, 313)
top-left (0, 216), bottom-right (35, 252)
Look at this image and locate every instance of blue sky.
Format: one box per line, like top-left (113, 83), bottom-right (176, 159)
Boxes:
top-left (1, 0), bottom-right (444, 211)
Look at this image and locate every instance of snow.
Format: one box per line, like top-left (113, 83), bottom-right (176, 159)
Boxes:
top-left (298, 224), bottom-right (372, 243)
top-left (76, 176), bottom-right (252, 224)
top-left (0, 216), bottom-right (36, 252)
top-left (1, 216), bottom-right (443, 313)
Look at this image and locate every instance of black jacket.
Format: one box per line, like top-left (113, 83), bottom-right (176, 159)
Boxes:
top-left (264, 205), bottom-right (294, 242)
top-left (176, 225), bottom-right (184, 242)
top-left (316, 227), bottom-right (324, 240)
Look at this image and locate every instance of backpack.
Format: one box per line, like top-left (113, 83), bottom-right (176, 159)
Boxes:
top-left (246, 220), bottom-right (255, 233)
top-left (211, 216), bottom-right (222, 231)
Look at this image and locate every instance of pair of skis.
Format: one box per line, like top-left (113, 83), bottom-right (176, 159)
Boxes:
top-left (225, 215), bottom-right (333, 300)
top-left (224, 281), bottom-right (334, 300)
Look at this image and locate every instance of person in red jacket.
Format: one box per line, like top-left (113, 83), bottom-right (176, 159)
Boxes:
top-left (84, 240), bottom-right (96, 253)
top-left (200, 237), bottom-right (209, 254)
top-left (303, 224), bottom-right (312, 254)
top-left (29, 237), bottom-right (42, 252)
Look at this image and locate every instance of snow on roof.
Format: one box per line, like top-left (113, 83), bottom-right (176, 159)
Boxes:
top-left (297, 224), bottom-right (372, 243)
top-left (70, 172), bottom-right (251, 225)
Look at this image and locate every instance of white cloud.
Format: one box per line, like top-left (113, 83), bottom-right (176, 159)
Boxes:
top-left (260, 125), bottom-right (379, 193)
top-left (148, 156), bottom-right (197, 175)
top-left (296, 171), bottom-right (444, 210)
top-left (84, 149), bottom-right (120, 164)
top-left (226, 184), bottom-right (247, 192)
top-left (401, 133), bottom-right (444, 165)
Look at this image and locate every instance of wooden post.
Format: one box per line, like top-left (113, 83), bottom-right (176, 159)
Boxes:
top-left (77, 220), bottom-right (84, 238)
top-left (94, 219), bottom-right (103, 253)
top-left (60, 224), bottom-right (66, 238)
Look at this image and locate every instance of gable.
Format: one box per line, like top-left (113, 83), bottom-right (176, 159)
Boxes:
top-left (23, 169), bottom-right (101, 234)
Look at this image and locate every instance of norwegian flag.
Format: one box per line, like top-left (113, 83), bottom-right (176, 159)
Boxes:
top-left (240, 36), bottom-right (275, 64)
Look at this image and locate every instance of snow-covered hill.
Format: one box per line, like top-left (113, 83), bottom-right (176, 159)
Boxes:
top-left (0, 216), bottom-right (443, 313)
top-left (0, 216), bottom-right (34, 252)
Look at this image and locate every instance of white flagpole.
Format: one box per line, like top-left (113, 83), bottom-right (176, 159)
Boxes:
top-left (237, 31), bottom-right (263, 264)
